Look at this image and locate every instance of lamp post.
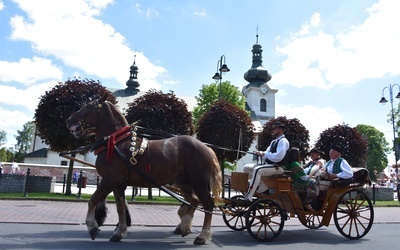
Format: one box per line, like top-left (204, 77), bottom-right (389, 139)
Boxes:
top-left (379, 83), bottom-right (400, 203)
top-left (212, 55), bottom-right (230, 100)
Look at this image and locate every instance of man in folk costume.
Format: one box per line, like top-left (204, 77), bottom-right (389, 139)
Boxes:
top-left (323, 144), bottom-right (353, 181)
top-left (303, 147), bottom-right (325, 177)
top-left (241, 121), bottom-right (290, 203)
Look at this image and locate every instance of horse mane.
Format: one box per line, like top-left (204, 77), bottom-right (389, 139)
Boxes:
top-left (107, 102), bottom-right (128, 127)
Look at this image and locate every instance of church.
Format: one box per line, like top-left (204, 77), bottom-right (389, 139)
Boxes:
top-left (26, 36), bottom-right (278, 173)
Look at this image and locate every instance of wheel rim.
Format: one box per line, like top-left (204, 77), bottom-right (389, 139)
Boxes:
top-left (334, 189), bottom-right (374, 239)
top-left (222, 195), bottom-right (249, 231)
top-left (245, 199), bottom-right (284, 241)
top-left (305, 214), bottom-right (324, 229)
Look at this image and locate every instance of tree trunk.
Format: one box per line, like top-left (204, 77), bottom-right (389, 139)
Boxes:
top-left (148, 187), bottom-right (153, 200)
top-left (65, 153), bottom-right (75, 195)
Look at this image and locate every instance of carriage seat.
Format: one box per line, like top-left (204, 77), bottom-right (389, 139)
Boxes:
top-left (332, 168), bottom-right (371, 188)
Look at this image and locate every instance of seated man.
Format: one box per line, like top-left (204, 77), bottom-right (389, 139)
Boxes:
top-left (303, 147), bottom-right (325, 177)
top-left (241, 121), bottom-right (290, 202)
top-left (322, 144), bottom-right (353, 181)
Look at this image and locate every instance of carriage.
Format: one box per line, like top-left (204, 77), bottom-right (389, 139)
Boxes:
top-left (220, 168), bottom-right (374, 241)
top-left (64, 94), bottom-right (374, 245)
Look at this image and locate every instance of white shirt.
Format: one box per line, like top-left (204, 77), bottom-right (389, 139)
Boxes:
top-left (263, 135), bottom-right (290, 163)
top-left (326, 157), bottom-right (353, 179)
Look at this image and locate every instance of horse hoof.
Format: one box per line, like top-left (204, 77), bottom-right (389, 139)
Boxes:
top-left (173, 227), bottom-right (181, 235)
top-left (181, 229), bottom-right (191, 237)
top-left (194, 237), bottom-right (206, 245)
top-left (109, 235), bottom-right (122, 242)
top-left (89, 227), bottom-right (99, 240)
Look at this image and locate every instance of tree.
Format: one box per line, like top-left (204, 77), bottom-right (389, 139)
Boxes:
top-left (258, 116), bottom-right (310, 162)
top-left (315, 124), bottom-right (368, 168)
top-left (125, 90), bottom-right (193, 135)
top-left (196, 100), bottom-right (254, 186)
top-left (124, 90), bottom-right (193, 199)
top-left (34, 78), bottom-right (116, 195)
top-left (192, 81), bottom-right (247, 126)
top-left (0, 147), bottom-right (13, 162)
top-left (0, 129), bottom-right (6, 146)
top-left (15, 121), bottom-right (35, 154)
top-left (355, 124), bottom-right (390, 180)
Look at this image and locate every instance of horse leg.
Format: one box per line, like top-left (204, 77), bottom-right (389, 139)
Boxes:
top-left (173, 204), bottom-right (195, 237)
top-left (94, 198), bottom-right (108, 227)
top-left (110, 185), bottom-right (130, 242)
top-left (192, 190), bottom-right (214, 245)
top-left (86, 181), bottom-right (113, 240)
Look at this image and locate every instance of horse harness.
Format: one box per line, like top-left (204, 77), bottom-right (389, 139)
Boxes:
top-left (92, 125), bottom-right (148, 167)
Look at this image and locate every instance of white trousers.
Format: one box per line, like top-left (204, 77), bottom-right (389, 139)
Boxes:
top-left (243, 163), bottom-right (284, 200)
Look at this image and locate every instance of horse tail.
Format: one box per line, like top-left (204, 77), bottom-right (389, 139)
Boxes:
top-left (209, 147), bottom-right (222, 205)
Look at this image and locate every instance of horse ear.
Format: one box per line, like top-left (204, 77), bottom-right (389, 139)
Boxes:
top-left (98, 93), bottom-right (108, 104)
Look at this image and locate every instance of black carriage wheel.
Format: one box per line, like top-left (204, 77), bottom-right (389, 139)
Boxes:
top-left (245, 199), bottom-right (284, 242)
top-left (304, 213), bottom-right (324, 229)
top-left (222, 195), bottom-right (250, 231)
top-left (333, 189), bottom-right (374, 239)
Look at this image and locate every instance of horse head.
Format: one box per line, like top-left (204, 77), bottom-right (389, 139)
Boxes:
top-left (66, 94), bottom-right (110, 138)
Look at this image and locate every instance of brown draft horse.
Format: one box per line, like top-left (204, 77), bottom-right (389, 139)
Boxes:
top-left (66, 94), bottom-right (222, 245)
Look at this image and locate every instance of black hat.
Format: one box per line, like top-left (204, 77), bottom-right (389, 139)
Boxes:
top-left (307, 147), bottom-right (323, 155)
top-left (272, 121), bottom-right (285, 129)
top-left (331, 144), bottom-right (343, 154)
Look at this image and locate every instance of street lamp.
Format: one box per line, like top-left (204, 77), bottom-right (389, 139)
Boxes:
top-left (212, 55), bottom-right (230, 100)
top-left (379, 83), bottom-right (400, 203)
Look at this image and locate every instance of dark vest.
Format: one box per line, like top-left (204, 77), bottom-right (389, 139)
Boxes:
top-left (265, 137), bottom-right (288, 165)
top-left (326, 158), bottom-right (343, 174)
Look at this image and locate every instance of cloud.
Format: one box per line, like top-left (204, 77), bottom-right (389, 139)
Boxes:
top-left (194, 9), bottom-right (207, 17)
top-left (0, 57), bottom-right (62, 85)
top-left (274, 0), bottom-right (400, 89)
top-left (135, 3), bottom-right (159, 18)
top-left (163, 80), bottom-right (181, 85)
top-left (9, 0), bottom-right (165, 90)
top-left (0, 81), bottom-right (57, 111)
top-left (0, 106), bottom-right (33, 148)
top-left (276, 104), bottom-right (343, 145)
top-left (0, 1), bottom-right (4, 11)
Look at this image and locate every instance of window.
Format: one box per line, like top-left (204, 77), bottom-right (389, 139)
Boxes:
top-left (260, 98), bottom-right (266, 112)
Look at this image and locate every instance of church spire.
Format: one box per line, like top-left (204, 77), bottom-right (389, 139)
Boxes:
top-left (125, 55), bottom-right (140, 95)
top-left (243, 31), bottom-right (272, 87)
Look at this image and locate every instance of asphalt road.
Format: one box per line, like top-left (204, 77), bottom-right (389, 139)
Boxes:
top-left (0, 223), bottom-right (398, 250)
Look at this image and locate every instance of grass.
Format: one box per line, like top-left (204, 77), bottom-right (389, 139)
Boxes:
top-left (1, 192), bottom-right (399, 207)
top-left (0, 192), bottom-right (180, 204)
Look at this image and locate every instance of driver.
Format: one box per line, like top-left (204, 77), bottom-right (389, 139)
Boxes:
top-left (240, 121), bottom-right (290, 204)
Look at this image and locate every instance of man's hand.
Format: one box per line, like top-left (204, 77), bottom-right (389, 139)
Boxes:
top-left (253, 151), bottom-right (264, 156)
top-left (328, 173), bottom-right (337, 181)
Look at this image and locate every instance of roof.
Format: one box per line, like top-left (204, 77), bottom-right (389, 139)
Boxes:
top-left (24, 148), bottom-right (48, 158)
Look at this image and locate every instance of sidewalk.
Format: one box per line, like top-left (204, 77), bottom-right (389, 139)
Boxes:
top-left (0, 199), bottom-right (399, 227)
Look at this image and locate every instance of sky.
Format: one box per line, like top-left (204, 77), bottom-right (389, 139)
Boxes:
top-left (0, 0), bottom-right (400, 164)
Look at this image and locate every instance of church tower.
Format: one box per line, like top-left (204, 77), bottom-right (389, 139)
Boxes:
top-left (114, 55), bottom-right (140, 97)
top-left (242, 33), bottom-right (278, 124)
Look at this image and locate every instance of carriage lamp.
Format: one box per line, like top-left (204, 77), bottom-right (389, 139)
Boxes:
top-left (211, 55), bottom-right (230, 100)
top-left (379, 83), bottom-right (400, 203)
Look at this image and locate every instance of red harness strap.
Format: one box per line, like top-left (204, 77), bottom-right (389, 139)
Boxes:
top-left (94, 126), bottom-right (132, 162)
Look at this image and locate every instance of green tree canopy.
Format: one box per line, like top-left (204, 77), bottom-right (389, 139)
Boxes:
top-left (315, 124), bottom-right (368, 168)
top-left (125, 90), bottom-right (193, 136)
top-left (15, 121), bottom-right (35, 154)
top-left (0, 129), bottom-right (6, 146)
top-left (192, 81), bottom-right (246, 126)
top-left (257, 116), bottom-right (310, 162)
top-left (0, 147), bottom-right (13, 162)
top-left (355, 124), bottom-right (389, 180)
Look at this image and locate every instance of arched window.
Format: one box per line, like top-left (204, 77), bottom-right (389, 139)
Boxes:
top-left (260, 98), bottom-right (267, 112)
